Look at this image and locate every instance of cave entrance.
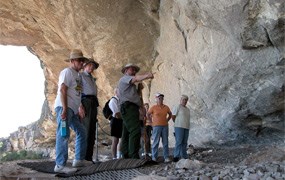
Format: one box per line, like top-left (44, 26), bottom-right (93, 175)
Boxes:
top-left (0, 45), bottom-right (45, 138)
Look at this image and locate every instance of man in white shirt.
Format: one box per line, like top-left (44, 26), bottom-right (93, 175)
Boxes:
top-left (171, 95), bottom-right (190, 162)
top-left (54, 49), bottom-right (92, 174)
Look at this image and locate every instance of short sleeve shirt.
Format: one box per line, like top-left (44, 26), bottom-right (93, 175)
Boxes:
top-left (81, 71), bottom-right (97, 96)
top-left (54, 67), bottom-right (82, 114)
top-left (148, 105), bottom-right (171, 126)
top-left (109, 96), bottom-right (120, 117)
top-left (118, 74), bottom-right (141, 106)
top-left (172, 105), bottom-right (190, 129)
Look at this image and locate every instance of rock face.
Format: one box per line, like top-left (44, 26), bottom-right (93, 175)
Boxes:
top-left (0, 0), bottom-right (283, 154)
top-left (152, 0), bottom-right (284, 146)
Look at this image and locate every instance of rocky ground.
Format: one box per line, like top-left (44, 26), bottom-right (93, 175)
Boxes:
top-left (0, 143), bottom-right (284, 180)
top-left (135, 144), bottom-right (285, 180)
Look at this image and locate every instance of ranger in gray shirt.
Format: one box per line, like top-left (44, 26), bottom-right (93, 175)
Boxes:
top-left (118, 63), bottom-right (154, 159)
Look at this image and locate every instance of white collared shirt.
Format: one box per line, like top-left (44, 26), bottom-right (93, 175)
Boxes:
top-left (109, 96), bottom-right (120, 117)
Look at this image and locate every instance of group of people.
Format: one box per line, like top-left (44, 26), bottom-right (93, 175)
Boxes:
top-left (53, 49), bottom-right (191, 174)
top-left (53, 49), bottom-right (99, 174)
top-left (114, 63), bottom-right (191, 164)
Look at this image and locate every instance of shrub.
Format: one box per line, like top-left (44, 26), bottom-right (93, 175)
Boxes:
top-left (0, 150), bottom-right (43, 162)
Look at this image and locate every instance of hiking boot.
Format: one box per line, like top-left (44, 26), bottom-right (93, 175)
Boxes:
top-left (54, 165), bottom-right (77, 174)
top-left (164, 157), bottom-right (171, 163)
top-left (72, 159), bottom-right (93, 167)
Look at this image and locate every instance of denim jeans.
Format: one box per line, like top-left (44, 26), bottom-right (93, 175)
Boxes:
top-left (55, 107), bottom-right (87, 166)
top-left (174, 127), bottom-right (189, 159)
top-left (152, 125), bottom-right (169, 160)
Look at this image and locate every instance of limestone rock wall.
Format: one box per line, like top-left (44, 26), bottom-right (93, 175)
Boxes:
top-left (0, 0), bottom-right (283, 153)
top-left (151, 0), bottom-right (284, 146)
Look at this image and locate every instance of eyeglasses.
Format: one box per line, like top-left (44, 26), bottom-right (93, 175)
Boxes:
top-left (74, 58), bottom-right (85, 63)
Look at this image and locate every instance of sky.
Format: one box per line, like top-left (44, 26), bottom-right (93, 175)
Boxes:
top-left (0, 45), bottom-right (45, 138)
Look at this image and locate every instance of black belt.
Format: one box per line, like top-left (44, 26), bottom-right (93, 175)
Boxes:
top-left (122, 101), bottom-right (139, 107)
top-left (82, 95), bottom-right (96, 99)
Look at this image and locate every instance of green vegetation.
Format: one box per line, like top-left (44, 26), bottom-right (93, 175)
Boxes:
top-left (0, 141), bottom-right (5, 152)
top-left (0, 150), bottom-right (43, 162)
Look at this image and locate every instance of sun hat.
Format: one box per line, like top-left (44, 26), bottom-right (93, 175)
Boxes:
top-left (181, 94), bottom-right (189, 100)
top-left (83, 58), bottom-right (99, 69)
top-left (121, 63), bottom-right (140, 74)
top-left (64, 49), bottom-right (88, 62)
top-left (155, 93), bottom-right (164, 97)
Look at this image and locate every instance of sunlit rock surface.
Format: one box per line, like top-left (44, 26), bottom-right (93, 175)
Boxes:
top-left (0, 0), bottom-right (283, 156)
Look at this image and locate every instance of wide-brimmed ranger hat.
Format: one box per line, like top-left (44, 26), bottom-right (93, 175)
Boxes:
top-left (84, 58), bottom-right (99, 69)
top-left (64, 49), bottom-right (88, 62)
top-left (121, 63), bottom-right (140, 74)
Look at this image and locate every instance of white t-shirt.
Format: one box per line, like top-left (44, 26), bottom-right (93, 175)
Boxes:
top-left (109, 96), bottom-right (119, 117)
top-left (54, 67), bottom-right (82, 114)
top-left (172, 105), bottom-right (190, 129)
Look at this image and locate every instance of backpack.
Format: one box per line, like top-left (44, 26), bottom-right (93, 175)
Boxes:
top-left (102, 97), bottom-right (118, 120)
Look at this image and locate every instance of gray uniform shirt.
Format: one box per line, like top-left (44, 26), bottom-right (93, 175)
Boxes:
top-left (118, 74), bottom-right (141, 106)
top-left (81, 71), bottom-right (97, 96)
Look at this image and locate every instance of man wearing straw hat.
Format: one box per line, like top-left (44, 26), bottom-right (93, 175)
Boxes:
top-left (118, 63), bottom-right (154, 159)
top-left (53, 49), bottom-right (93, 174)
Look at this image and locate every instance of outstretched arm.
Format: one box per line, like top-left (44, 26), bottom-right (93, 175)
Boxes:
top-left (131, 72), bottom-right (154, 84)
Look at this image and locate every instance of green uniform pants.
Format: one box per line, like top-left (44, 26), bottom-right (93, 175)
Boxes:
top-left (120, 101), bottom-right (141, 159)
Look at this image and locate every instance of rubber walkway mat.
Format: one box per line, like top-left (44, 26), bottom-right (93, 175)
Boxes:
top-left (18, 159), bottom-right (154, 177)
top-left (66, 169), bottom-right (145, 180)
top-left (18, 160), bottom-right (58, 174)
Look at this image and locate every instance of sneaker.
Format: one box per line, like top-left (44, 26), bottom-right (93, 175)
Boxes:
top-left (54, 165), bottom-right (77, 174)
top-left (164, 158), bottom-right (171, 163)
top-left (152, 158), bottom-right (157, 162)
top-left (173, 157), bottom-right (180, 162)
top-left (72, 159), bottom-right (93, 167)
top-left (117, 151), bottom-right (122, 159)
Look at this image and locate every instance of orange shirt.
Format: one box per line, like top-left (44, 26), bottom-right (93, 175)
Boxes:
top-left (148, 104), bottom-right (171, 126)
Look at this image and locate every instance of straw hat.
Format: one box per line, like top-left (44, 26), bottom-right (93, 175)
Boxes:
top-left (64, 49), bottom-right (88, 62)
